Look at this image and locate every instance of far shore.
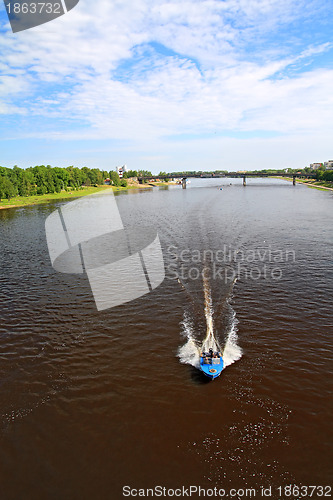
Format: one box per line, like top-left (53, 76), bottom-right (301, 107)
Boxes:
top-left (0, 181), bottom-right (173, 210)
top-left (1, 176), bottom-right (332, 211)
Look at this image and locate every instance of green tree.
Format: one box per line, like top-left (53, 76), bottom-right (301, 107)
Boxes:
top-left (323, 170), bottom-right (333, 182)
top-left (123, 170), bottom-right (138, 178)
top-left (52, 167), bottom-right (69, 191)
top-left (46, 166), bottom-right (56, 193)
top-left (19, 169), bottom-right (36, 196)
top-left (81, 166), bottom-right (91, 186)
top-left (0, 164), bottom-right (124, 200)
top-left (0, 176), bottom-right (16, 200)
top-left (66, 166), bottom-right (83, 188)
top-left (33, 165), bottom-right (48, 192)
top-left (138, 170), bottom-right (152, 177)
top-left (109, 171), bottom-right (120, 186)
top-left (95, 169), bottom-right (104, 185)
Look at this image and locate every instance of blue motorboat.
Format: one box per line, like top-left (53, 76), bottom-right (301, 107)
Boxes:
top-left (199, 348), bottom-right (224, 379)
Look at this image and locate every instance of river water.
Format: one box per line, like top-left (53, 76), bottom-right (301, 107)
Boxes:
top-left (0, 178), bottom-right (332, 499)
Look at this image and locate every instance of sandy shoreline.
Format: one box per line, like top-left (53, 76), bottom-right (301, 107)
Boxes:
top-left (297, 181), bottom-right (333, 191)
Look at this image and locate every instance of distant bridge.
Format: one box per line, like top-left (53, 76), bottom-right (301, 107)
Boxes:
top-left (137, 172), bottom-right (316, 188)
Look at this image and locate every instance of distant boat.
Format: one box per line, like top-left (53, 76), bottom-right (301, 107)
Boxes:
top-left (199, 349), bottom-right (224, 379)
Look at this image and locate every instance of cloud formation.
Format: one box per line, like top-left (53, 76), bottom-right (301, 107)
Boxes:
top-left (0, 0), bottom-right (332, 170)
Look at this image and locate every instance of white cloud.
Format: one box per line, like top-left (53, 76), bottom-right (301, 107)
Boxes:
top-left (0, 0), bottom-right (332, 170)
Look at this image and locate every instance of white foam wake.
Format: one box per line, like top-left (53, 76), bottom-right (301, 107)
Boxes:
top-left (178, 271), bottom-right (242, 371)
top-left (202, 268), bottom-right (220, 353)
top-left (221, 308), bottom-right (242, 368)
top-left (178, 313), bottom-right (201, 368)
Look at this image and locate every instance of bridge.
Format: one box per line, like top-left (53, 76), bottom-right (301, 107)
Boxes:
top-left (137, 172), bottom-right (316, 188)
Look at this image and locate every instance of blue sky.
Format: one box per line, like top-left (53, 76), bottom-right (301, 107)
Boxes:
top-left (0, 0), bottom-right (333, 173)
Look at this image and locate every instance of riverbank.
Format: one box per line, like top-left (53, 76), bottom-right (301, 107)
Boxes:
top-left (0, 182), bottom-right (168, 210)
top-left (0, 185), bottom-right (113, 210)
top-left (279, 177), bottom-right (333, 191)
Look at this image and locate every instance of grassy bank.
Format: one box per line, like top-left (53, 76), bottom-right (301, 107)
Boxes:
top-left (277, 177), bottom-right (333, 191)
top-left (0, 182), bottom-right (157, 210)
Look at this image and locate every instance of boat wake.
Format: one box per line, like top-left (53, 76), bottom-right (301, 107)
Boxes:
top-left (178, 271), bottom-right (242, 371)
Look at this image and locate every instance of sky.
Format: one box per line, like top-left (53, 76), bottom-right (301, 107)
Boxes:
top-left (0, 0), bottom-right (333, 173)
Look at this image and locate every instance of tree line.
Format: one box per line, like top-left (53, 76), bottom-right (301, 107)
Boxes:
top-left (314, 169), bottom-right (333, 182)
top-left (0, 165), bottom-right (140, 201)
top-left (1, 164), bottom-right (331, 201)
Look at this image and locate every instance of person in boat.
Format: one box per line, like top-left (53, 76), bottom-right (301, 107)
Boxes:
top-left (201, 352), bottom-right (210, 363)
top-left (209, 348), bottom-right (213, 357)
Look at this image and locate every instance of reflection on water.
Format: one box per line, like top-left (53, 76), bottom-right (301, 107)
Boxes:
top-left (0, 178), bottom-right (332, 498)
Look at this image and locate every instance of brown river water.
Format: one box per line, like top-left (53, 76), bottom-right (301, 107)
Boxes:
top-left (0, 178), bottom-right (332, 499)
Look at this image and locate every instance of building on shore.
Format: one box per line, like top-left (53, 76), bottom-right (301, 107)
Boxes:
top-left (324, 160), bottom-right (333, 170)
top-left (116, 165), bottom-right (128, 178)
top-left (310, 163), bottom-right (322, 169)
top-left (310, 160), bottom-right (333, 170)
